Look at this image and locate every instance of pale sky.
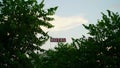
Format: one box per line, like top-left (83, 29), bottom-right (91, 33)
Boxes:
top-left (37, 0), bottom-right (120, 50)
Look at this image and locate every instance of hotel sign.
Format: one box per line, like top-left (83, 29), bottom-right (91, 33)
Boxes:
top-left (50, 38), bottom-right (66, 42)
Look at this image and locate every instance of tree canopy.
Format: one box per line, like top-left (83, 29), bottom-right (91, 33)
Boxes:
top-left (0, 0), bottom-right (120, 67)
top-left (0, 0), bottom-right (57, 67)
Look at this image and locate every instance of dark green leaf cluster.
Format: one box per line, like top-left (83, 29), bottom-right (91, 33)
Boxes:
top-left (40, 10), bottom-right (120, 68)
top-left (82, 10), bottom-right (120, 68)
top-left (0, 0), bottom-right (57, 68)
top-left (39, 43), bottom-right (78, 68)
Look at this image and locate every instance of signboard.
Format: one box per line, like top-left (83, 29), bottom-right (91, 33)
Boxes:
top-left (50, 37), bottom-right (66, 42)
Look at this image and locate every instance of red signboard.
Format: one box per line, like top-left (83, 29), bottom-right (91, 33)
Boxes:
top-left (50, 38), bottom-right (66, 42)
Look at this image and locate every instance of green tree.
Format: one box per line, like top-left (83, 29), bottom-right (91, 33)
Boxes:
top-left (72, 10), bottom-right (120, 68)
top-left (40, 43), bottom-right (79, 68)
top-left (0, 0), bottom-right (57, 67)
top-left (82, 10), bottom-right (120, 68)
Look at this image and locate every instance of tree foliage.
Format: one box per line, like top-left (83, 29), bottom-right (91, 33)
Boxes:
top-left (40, 10), bottom-right (120, 68)
top-left (82, 10), bottom-right (120, 68)
top-left (0, 0), bottom-right (57, 67)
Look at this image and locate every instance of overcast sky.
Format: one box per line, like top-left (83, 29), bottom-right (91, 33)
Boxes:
top-left (37, 0), bottom-right (120, 50)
